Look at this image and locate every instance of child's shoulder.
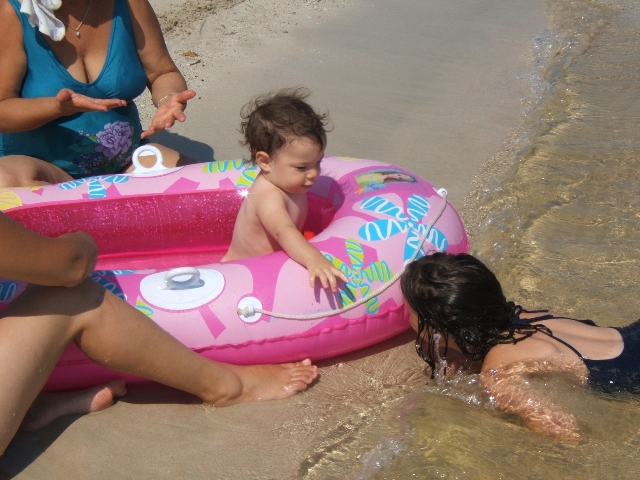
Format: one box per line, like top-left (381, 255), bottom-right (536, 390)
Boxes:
top-left (252, 175), bottom-right (301, 201)
top-left (251, 175), bottom-right (283, 196)
top-left (482, 335), bottom-right (561, 373)
top-left (248, 176), bottom-right (292, 211)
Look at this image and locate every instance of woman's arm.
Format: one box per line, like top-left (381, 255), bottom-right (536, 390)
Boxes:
top-left (127, 0), bottom-right (195, 137)
top-left (0, 213), bottom-right (97, 287)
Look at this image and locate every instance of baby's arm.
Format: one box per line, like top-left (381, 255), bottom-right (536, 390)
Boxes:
top-left (480, 362), bottom-right (582, 443)
top-left (256, 192), bottom-right (348, 292)
top-left (0, 212), bottom-right (97, 287)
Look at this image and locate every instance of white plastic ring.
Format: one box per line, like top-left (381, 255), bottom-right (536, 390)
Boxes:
top-left (131, 145), bottom-right (167, 173)
top-left (165, 267), bottom-right (202, 290)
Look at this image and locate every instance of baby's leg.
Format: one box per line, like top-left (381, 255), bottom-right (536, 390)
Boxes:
top-left (0, 155), bottom-right (73, 188)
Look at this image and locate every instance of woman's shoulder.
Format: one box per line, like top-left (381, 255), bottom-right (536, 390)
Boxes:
top-left (124, 0), bottom-right (158, 24)
top-left (0, 0), bottom-right (19, 21)
top-left (0, 0), bottom-right (26, 77)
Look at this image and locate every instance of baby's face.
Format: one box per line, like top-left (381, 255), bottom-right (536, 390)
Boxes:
top-left (266, 137), bottom-right (324, 195)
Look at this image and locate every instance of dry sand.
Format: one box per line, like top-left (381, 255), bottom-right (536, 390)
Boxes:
top-left (0, 0), bottom-right (548, 478)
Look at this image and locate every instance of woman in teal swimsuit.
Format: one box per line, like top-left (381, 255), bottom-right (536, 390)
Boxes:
top-left (401, 253), bottom-right (640, 443)
top-left (0, 0), bottom-right (196, 186)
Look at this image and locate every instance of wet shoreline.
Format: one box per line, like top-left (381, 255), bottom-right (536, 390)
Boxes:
top-left (2, 1), bottom-right (550, 478)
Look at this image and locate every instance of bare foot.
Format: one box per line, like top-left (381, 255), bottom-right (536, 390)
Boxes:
top-left (206, 359), bottom-right (319, 406)
top-left (22, 379), bottom-right (127, 431)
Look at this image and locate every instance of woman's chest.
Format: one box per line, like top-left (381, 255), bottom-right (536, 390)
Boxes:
top-left (21, 0), bottom-right (146, 99)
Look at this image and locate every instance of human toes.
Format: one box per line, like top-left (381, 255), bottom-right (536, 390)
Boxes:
top-left (89, 379), bottom-right (127, 412)
top-left (292, 358), bottom-right (317, 371)
top-left (283, 380), bottom-right (310, 394)
top-left (22, 379), bottom-right (126, 432)
top-left (288, 360), bottom-right (318, 383)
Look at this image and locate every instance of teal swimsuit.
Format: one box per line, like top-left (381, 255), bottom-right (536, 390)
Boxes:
top-left (0, 0), bottom-right (147, 178)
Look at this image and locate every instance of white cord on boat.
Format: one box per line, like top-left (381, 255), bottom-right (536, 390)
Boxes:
top-left (236, 189), bottom-right (449, 320)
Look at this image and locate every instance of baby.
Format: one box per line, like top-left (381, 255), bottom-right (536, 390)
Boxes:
top-left (222, 89), bottom-right (348, 292)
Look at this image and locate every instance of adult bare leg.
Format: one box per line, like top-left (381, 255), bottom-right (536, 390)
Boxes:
top-left (0, 155), bottom-right (73, 188)
top-left (70, 281), bottom-right (319, 405)
top-left (0, 280), bottom-right (317, 454)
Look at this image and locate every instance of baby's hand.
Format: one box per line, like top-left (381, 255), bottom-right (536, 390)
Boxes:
top-left (306, 254), bottom-right (349, 293)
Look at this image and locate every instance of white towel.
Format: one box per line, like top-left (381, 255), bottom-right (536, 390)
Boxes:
top-left (19, 0), bottom-right (65, 41)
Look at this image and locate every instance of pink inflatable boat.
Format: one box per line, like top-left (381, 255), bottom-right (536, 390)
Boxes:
top-left (0, 148), bottom-right (468, 390)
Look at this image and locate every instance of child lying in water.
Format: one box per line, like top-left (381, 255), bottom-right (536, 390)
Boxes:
top-left (222, 88), bottom-right (348, 292)
top-left (401, 252), bottom-right (640, 443)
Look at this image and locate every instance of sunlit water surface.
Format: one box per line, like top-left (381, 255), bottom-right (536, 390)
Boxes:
top-left (300, 0), bottom-right (640, 477)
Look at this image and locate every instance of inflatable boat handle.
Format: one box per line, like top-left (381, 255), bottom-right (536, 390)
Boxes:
top-left (165, 267), bottom-right (202, 290)
top-left (131, 145), bottom-right (169, 174)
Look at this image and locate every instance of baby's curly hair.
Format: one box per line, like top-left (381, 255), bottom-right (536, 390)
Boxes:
top-left (240, 88), bottom-right (330, 164)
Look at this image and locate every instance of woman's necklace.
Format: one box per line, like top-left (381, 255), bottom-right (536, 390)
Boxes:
top-left (56, 0), bottom-right (93, 38)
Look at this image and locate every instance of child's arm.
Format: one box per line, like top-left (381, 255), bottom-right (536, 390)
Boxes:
top-left (0, 212), bottom-right (97, 287)
top-left (255, 192), bottom-right (348, 292)
top-left (480, 362), bottom-right (583, 443)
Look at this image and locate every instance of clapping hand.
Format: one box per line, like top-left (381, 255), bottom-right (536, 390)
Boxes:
top-left (142, 89), bottom-right (196, 139)
top-left (56, 88), bottom-right (127, 116)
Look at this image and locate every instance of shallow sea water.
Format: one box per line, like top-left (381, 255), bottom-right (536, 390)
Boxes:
top-left (302, 0), bottom-right (640, 478)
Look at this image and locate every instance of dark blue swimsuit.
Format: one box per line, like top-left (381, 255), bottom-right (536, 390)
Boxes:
top-left (520, 309), bottom-right (640, 394)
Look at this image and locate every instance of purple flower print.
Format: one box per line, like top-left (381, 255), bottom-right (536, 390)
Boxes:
top-left (95, 121), bottom-right (134, 160)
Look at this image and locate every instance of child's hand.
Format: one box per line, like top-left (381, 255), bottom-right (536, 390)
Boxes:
top-left (306, 254), bottom-right (349, 293)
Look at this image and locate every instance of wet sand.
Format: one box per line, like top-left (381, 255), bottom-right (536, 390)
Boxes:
top-left (0, 0), bottom-right (547, 478)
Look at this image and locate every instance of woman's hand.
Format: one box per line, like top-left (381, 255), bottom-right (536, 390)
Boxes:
top-left (142, 89), bottom-right (196, 139)
top-left (56, 88), bottom-right (127, 116)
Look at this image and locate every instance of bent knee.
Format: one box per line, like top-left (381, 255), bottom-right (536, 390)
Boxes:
top-left (147, 144), bottom-right (199, 168)
top-left (0, 156), bottom-right (72, 188)
top-left (17, 280), bottom-right (107, 318)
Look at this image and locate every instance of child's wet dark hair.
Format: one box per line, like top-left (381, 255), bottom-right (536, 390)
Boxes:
top-left (401, 253), bottom-right (543, 374)
top-left (239, 88), bottom-right (330, 164)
